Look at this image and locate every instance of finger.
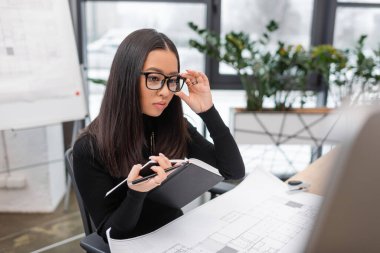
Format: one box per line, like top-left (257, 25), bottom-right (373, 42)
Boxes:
top-left (183, 76), bottom-right (196, 87)
top-left (198, 72), bottom-right (209, 84)
top-left (159, 153), bottom-right (167, 159)
top-left (181, 72), bottom-right (198, 83)
top-left (149, 154), bottom-right (171, 168)
top-left (151, 166), bottom-right (166, 178)
top-left (174, 90), bottom-right (191, 104)
top-left (185, 69), bottom-right (199, 76)
top-left (184, 70), bottom-right (208, 87)
top-left (127, 164), bottom-right (142, 181)
top-left (191, 71), bottom-right (207, 86)
top-left (167, 162), bottom-right (182, 176)
top-left (187, 70), bottom-right (203, 80)
top-left (158, 153), bottom-right (171, 167)
top-left (151, 166), bottom-right (167, 182)
top-left (148, 177), bottom-right (161, 187)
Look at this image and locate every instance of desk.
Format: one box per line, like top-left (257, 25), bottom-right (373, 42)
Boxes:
top-left (108, 166), bottom-right (323, 253)
top-left (287, 147), bottom-right (339, 195)
top-left (213, 147), bottom-right (338, 199)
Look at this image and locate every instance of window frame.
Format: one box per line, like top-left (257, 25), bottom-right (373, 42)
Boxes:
top-left (209, 0), bottom-right (332, 91)
top-left (71, 0), bottom-right (212, 76)
top-left (69, 0), bottom-right (380, 94)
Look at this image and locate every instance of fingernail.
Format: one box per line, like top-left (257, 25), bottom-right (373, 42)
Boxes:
top-left (159, 153), bottom-right (164, 156)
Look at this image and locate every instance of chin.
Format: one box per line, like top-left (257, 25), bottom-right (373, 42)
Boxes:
top-left (145, 110), bottom-right (163, 117)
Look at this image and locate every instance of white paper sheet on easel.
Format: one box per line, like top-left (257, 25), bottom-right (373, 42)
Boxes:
top-left (106, 167), bottom-right (323, 253)
top-left (0, 0), bottom-right (87, 130)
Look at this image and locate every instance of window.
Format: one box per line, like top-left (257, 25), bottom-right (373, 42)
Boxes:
top-left (334, 1), bottom-right (380, 49)
top-left (86, 1), bottom-right (206, 80)
top-left (212, 0), bottom-right (314, 88)
top-left (221, 0), bottom-right (314, 74)
top-left (84, 1), bottom-right (207, 123)
top-left (334, 7), bottom-right (380, 49)
top-left (78, 0), bottom-right (379, 117)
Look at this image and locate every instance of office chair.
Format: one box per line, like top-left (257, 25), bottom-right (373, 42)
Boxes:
top-left (65, 148), bottom-right (110, 253)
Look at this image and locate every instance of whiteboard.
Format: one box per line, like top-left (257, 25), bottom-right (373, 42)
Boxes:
top-left (0, 0), bottom-right (87, 130)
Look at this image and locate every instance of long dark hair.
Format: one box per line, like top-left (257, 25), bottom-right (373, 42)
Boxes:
top-left (85, 29), bottom-right (188, 177)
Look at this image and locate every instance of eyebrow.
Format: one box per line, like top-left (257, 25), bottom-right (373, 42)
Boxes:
top-left (144, 67), bottom-right (178, 76)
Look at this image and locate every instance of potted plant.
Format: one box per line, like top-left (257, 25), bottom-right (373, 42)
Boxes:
top-left (329, 35), bottom-right (380, 106)
top-left (188, 20), bottom-right (356, 111)
top-left (189, 20), bottom-right (380, 165)
top-left (188, 20), bottom-right (317, 111)
top-left (188, 21), bottom-right (347, 163)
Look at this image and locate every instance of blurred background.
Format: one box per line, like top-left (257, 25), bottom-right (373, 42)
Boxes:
top-left (0, 0), bottom-right (379, 252)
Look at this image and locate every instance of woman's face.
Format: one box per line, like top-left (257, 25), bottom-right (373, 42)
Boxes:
top-left (140, 49), bottom-right (179, 117)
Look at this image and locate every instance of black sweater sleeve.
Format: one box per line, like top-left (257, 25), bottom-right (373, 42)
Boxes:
top-left (187, 105), bottom-right (245, 180)
top-left (73, 136), bottom-right (148, 240)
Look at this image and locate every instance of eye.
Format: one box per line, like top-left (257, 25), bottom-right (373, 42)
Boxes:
top-left (147, 75), bottom-right (161, 82)
top-left (168, 77), bottom-right (179, 84)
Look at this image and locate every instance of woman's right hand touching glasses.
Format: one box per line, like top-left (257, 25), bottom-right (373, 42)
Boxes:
top-left (176, 70), bottom-right (213, 114)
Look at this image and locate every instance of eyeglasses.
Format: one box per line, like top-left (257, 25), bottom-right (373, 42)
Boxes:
top-left (141, 72), bottom-right (186, 92)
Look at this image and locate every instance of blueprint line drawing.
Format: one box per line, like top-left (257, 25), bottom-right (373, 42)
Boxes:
top-left (0, 0), bottom-right (82, 103)
top-left (107, 168), bottom-right (322, 253)
top-left (0, 0), bottom-right (87, 130)
top-left (160, 196), bottom-right (318, 253)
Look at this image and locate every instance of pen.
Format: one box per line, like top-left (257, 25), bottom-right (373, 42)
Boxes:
top-left (104, 164), bottom-right (183, 197)
top-left (105, 160), bottom-right (189, 197)
top-left (129, 165), bottom-right (179, 185)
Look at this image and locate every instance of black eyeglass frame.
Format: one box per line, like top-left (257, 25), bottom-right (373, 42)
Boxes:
top-left (140, 71), bottom-right (186, 92)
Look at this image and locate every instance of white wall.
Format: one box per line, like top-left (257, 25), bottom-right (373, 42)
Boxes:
top-left (0, 124), bottom-right (66, 212)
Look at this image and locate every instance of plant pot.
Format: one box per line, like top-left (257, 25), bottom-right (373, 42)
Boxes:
top-left (230, 107), bottom-right (340, 146)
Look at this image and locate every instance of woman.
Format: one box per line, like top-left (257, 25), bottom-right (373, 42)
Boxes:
top-left (73, 29), bottom-right (245, 241)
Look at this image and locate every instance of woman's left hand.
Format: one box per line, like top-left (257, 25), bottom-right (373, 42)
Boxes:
top-left (175, 70), bottom-right (213, 114)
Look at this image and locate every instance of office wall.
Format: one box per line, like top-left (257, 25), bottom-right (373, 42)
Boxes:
top-left (0, 125), bottom-right (65, 212)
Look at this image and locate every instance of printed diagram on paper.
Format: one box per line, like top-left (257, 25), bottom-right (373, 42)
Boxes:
top-left (162, 196), bottom-right (318, 253)
top-left (107, 168), bottom-right (322, 253)
top-left (0, 0), bottom-right (82, 103)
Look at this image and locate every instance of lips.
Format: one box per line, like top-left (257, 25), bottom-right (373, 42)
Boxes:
top-left (152, 101), bottom-right (167, 110)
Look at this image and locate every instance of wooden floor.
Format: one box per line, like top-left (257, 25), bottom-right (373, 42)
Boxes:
top-left (0, 189), bottom-right (85, 253)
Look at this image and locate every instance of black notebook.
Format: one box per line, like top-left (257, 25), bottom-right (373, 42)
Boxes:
top-left (105, 158), bottom-right (223, 209)
top-left (147, 158), bottom-right (223, 209)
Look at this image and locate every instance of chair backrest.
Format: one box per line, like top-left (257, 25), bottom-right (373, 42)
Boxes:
top-left (66, 148), bottom-right (111, 253)
top-left (65, 147), bottom-right (95, 236)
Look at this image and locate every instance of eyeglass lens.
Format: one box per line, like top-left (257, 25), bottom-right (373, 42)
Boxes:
top-left (145, 73), bottom-right (184, 92)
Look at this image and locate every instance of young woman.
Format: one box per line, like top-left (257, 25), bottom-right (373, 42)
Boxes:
top-left (73, 29), bottom-right (245, 241)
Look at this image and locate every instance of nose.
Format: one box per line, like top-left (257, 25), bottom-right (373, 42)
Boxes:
top-left (157, 80), bottom-right (171, 97)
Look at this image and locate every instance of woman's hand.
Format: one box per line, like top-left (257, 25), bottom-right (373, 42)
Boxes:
top-left (176, 70), bottom-right (213, 113)
top-left (127, 153), bottom-right (171, 192)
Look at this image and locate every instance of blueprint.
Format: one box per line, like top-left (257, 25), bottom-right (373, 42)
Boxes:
top-left (0, 0), bottom-right (83, 103)
top-left (107, 167), bottom-right (322, 253)
top-left (0, 0), bottom-right (87, 130)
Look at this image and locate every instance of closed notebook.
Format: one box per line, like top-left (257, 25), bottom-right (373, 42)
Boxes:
top-left (147, 158), bottom-right (223, 209)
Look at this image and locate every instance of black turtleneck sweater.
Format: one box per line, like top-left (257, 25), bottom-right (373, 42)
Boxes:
top-left (73, 105), bottom-right (245, 241)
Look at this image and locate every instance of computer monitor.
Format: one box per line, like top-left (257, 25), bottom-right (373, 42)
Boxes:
top-left (305, 106), bottom-right (380, 252)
